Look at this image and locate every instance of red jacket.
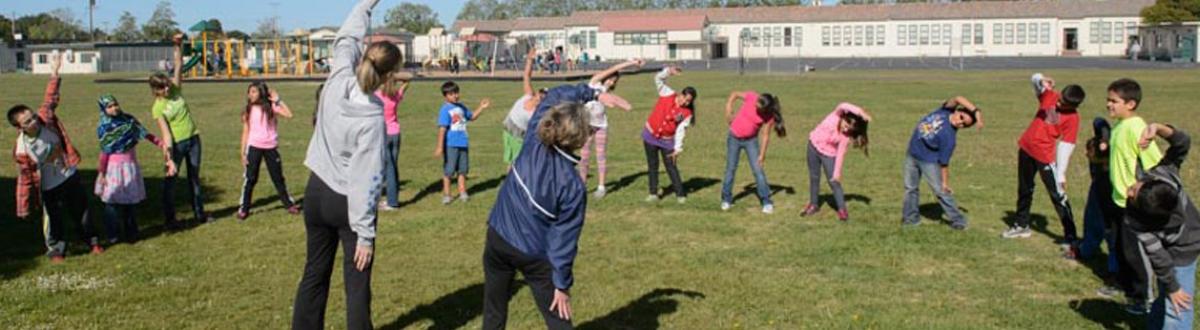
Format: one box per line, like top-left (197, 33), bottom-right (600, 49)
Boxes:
top-left (645, 94), bottom-right (693, 139)
top-left (13, 76), bottom-right (80, 218)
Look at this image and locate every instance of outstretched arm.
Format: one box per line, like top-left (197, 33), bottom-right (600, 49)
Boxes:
top-left (523, 47), bottom-right (537, 96)
top-left (835, 102), bottom-right (871, 122)
top-left (589, 58), bottom-right (644, 86)
top-left (37, 52), bottom-right (62, 121)
top-left (655, 66), bottom-right (681, 97)
top-left (332, 0), bottom-right (381, 75)
top-left (172, 34), bottom-right (183, 88)
top-left (269, 89), bottom-right (294, 118)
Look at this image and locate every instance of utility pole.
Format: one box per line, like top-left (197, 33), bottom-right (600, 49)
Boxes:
top-left (89, 0), bottom-right (96, 41)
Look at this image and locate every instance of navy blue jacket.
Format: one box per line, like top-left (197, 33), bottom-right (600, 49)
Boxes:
top-left (487, 83), bottom-right (595, 291)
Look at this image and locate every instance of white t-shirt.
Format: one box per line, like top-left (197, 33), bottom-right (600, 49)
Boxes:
top-left (19, 127), bottom-right (76, 191)
top-left (504, 94), bottom-right (534, 136)
top-left (586, 101), bottom-right (607, 128)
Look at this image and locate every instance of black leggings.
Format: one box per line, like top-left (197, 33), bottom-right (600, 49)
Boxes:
top-left (292, 175), bottom-right (372, 330)
top-left (483, 227), bottom-right (572, 330)
top-left (240, 146), bottom-right (294, 213)
top-left (644, 142), bottom-right (684, 197)
top-left (1014, 149), bottom-right (1077, 242)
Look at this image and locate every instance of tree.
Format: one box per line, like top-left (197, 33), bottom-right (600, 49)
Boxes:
top-left (18, 10), bottom-right (87, 41)
top-left (142, 1), bottom-right (179, 41)
top-left (254, 17), bottom-right (280, 39)
top-left (226, 30), bottom-right (250, 41)
top-left (385, 2), bottom-right (442, 34)
top-left (1142, 0), bottom-right (1200, 24)
top-left (111, 11), bottom-right (143, 42)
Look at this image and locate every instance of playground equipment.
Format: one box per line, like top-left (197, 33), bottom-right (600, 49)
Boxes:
top-left (180, 20), bottom-right (332, 79)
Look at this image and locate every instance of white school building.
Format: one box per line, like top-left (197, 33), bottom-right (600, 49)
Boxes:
top-left (432, 0), bottom-right (1152, 62)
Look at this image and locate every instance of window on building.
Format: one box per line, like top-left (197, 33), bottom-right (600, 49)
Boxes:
top-left (1004, 23), bottom-right (1014, 44)
top-left (822, 26), bottom-right (831, 46)
top-left (1040, 22), bottom-right (1051, 44)
top-left (774, 26), bottom-right (783, 47)
top-left (843, 25), bottom-right (852, 46)
top-left (993, 23), bottom-right (1003, 45)
top-left (795, 26), bottom-right (804, 47)
top-left (38, 54), bottom-right (47, 64)
top-left (974, 23), bottom-right (984, 45)
top-left (1102, 21), bottom-right (1113, 43)
top-left (943, 24), bottom-right (952, 45)
top-left (898, 25), bottom-right (907, 46)
top-left (1127, 21), bottom-right (1138, 38)
top-left (784, 27), bottom-right (793, 47)
top-left (1114, 22), bottom-right (1125, 44)
top-left (876, 25), bottom-right (885, 45)
top-left (81, 53), bottom-right (95, 63)
top-left (1017, 23), bottom-right (1027, 44)
top-left (962, 23), bottom-right (972, 45)
top-left (1029, 23), bottom-right (1038, 45)
top-left (919, 24), bottom-right (929, 45)
top-left (866, 25), bottom-right (875, 46)
top-left (832, 26), bottom-right (841, 46)
top-left (854, 25), bottom-right (864, 46)
top-left (752, 27), bottom-right (762, 47)
top-left (589, 31), bottom-right (597, 49)
top-left (615, 32), bottom-right (665, 45)
top-left (931, 24), bottom-right (941, 46)
top-left (1090, 21), bottom-right (1101, 44)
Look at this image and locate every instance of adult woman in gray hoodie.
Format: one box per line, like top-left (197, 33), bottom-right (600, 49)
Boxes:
top-left (293, 0), bottom-right (399, 329)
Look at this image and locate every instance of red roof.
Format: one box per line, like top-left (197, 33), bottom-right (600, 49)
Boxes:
top-left (599, 15), bottom-right (707, 33)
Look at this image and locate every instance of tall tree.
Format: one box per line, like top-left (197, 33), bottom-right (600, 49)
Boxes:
top-left (385, 2), bottom-right (442, 34)
top-left (18, 10), bottom-right (87, 41)
top-left (142, 1), bottom-right (179, 41)
top-left (226, 30), bottom-right (250, 41)
top-left (254, 17), bottom-right (280, 39)
top-left (111, 11), bottom-right (143, 42)
top-left (1142, 0), bottom-right (1200, 23)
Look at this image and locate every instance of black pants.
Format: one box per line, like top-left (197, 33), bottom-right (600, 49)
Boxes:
top-left (163, 135), bottom-right (205, 223)
top-left (103, 203), bottom-right (138, 244)
top-left (483, 227), bottom-right (572, 330)
top-left (292, 175), bottom-right (372, 330)
top-left (240, 146), bottom-right (294, 214)
top-left (1117, 212), bottom-right (1152, 302)
top-left (42, 173), bottom-right (98, 257)
top-left (644, 142), bottom-right (684, 198)
top-left (1014, 149), bottom-right (1077, 242)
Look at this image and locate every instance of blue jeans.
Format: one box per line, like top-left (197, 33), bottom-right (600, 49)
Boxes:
top-left (1149, 259), bottom-right (1196, 330)
top-left (902, 155), bottom-right (966, 226)
top-left (1079, 178), bottom-right (1120, 275)
top-left (720, 133), bottom-right (771, 206)
top-left (383, 134), bottom-right (401, 207)
top-left (163, 135), bottom-right (205, 222)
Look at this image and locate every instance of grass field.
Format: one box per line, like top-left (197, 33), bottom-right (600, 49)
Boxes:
top-left (1, 68), bottom-right (1199, 329)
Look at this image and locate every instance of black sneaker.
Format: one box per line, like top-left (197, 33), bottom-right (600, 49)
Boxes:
top-left (1123, 299), bottom-right (1149, 316)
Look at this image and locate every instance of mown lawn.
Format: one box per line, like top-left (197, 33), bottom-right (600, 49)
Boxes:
top-left (1, 68), bottom-right (1198, 329)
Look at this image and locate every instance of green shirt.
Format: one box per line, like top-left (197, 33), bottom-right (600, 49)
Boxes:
top-left (151, 86), bottom-right (197, 142)
top-left (1109, 116), bottom-right (1163, 207)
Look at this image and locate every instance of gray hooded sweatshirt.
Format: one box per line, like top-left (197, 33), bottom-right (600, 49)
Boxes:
top-left (305, 0), bottom-right (384, 247)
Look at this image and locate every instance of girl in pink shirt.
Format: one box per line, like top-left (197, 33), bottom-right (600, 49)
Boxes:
top-left (802, 102), bottom-right (871, 221)
top-left (376, 76), bottom-right (409, 210)
top-left (238, 81), bottom-right (298, 220)
top-left (720, 91), bottom-right (785, 213)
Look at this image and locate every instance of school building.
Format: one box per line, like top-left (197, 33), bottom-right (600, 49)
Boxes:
top-left (436, 0), bottom-right (1155, 62)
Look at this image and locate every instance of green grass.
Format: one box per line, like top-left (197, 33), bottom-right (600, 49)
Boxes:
top-left (1, 68), bottom-right (1199, 329)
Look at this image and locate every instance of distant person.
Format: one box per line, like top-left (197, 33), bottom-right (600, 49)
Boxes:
top-left (502, 47), bottom-right (547, 172)
top-left (452, 56), bottom-right (460, 74)
top-left (578, 59), bottom-right (641, 198)
top-left (1004, 74), bottom-right (1084, 257)
top-left (94, 94), bottom-right (175, 245)
top-left (237, 81), bottom-right (300, 220)
top-left (150, 33), bottom-right (208, 228)
top-left (579, 51), bottom-right (589, 70)
top-left (293, 0), bottom-right (398, 328)
top-left (1130, 40), bottom-right (1142, 61)
top-left (642, 65), bottom-right (697, 204)
top-left (435, 81), bottom-right (491, 204)
top-left (1124, 123), bottom-right (1199, 330)
top-left (7, 52), bottom-right (104, 263)
top-left (720, 91), bottom-right (786, 214)
top-left (801, 102), bottom-right (871, 221)
top-left (376, 73), bottom-right (411, 211)
top-left (900, 96), bottom-right (981, 230)
top-left (1107, 78), bottom-right (1162, 315)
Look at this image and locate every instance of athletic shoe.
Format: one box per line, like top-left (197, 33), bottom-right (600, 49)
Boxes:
top-left (837, 209), bottom-right (849, 222)
top-left (1123, 300), bottom-right (1150, 315)
top-left (950, 222), bottom-right (968, 231)
top-left (1062, 244), bottom-right (1081, 261)
top-left (720, 202), bottom-right (732, 211)
top-left (236, 211), bottom-right (249, 221)
top-left (1001, 226), bottom-right (1033, 239)
top-left (49, 255), bottom-right (65, 264)
top-left (593, 186), bottom-right (607, 199)
top-left (762, 204), bottom-right (774, 214)
top-left (800, 204), bottom-right (819, 217)
top-left (90, 244), bottom-right (105, 255)
top-left (1096, 285), bottom-right (1123, 299)
top-left (677, 197), bottom-right (687, 204)
top-left (645, 195), bottom-right (659, 203)
top-left (287, 205), bottom-right (302, 215)
top-left (459, 192), bottom-right (470, 202)
top-left (442, 195), bottom-right (453, 205)
top-left (901, 220), bottom-right (921, 228)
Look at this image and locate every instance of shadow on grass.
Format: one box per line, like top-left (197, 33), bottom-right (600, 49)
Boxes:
top-left (681, 177), bottom-right (720, 195)
top-left (0, 169), bottom-right (224, 281)
top-left (379, 282), bottom-right (522, 330)
top-left (730, 183), bottom-right (795, 204)
top-left (467, 175), bottom-right (506, 196)
top-left (577, 288), bottom-right (706, 330)
top-left (1068, 298), bottom-right (1143, 330)
top-left (816, 193), bottom-right (872, 209)
top-left (400, 180), bottom-right (444, 208)
top-left (604, 171), bottom-right (647, 194)
top-left (1002, 211), bottom-right (1062, 242)
top-left (918, 202), bottom-right (970, 224)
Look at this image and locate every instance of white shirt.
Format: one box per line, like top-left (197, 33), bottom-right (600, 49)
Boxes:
top-left (19, 126), bottom-right (76, 191)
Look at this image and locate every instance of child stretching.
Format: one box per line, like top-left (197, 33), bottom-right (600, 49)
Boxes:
top-left (151, 33), bottom-right (207, 227)
top-left (1107, 78), bottom-right (1162, 315)
top-left (502, 47), bottom-right (546, 172)
top-left (1005, 73), bottom-right (1084, 246)
top-left (435, 81), bottom-right (491, 204)
top-left (801, 102), bottom-right (871, 221)
top-left (377, 73), bottom-right (410, 210)
top-left (901, 96), bottom-right (981, 230)
top-left (95, 94), bottom-right (175, 244)
top-left (8, 52), bottom-right (104, 262)
top-left (578, 58), bottom-right (642, 198)
top-left (642, 65), bottom-right (697, 204)
top-left (1079, 118), bottom-right (1123, 294)
top-left (720, 91), bottom-right (785, 214)
top-left (237, 81), bottom-right (299, 220)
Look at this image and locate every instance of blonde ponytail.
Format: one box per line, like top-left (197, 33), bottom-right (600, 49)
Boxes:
top-left (357, 41), bottom-right (402, 94)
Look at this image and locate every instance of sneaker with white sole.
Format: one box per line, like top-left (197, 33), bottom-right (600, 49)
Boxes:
top-left (441, 195), bottom-right (453, 205)
top-left (762, 204), bottom-right (774, 214)
top-left (676, 197), bottom-right (687, 204)
top-left (645, 194), bottom-right (659, 203)
top-left (458, 193), bottom-right (470, 202)
top-left (720, 202), bottom-right (732, 211)
top-left (1001, 226), bottom-right (1032, 239)
top-left (594, 186), bottom-right (607, 198)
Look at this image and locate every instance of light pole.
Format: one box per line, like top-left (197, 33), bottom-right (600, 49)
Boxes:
top-left (88, 0), bottom-right (95, 41)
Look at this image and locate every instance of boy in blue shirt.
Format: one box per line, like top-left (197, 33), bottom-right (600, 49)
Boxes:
top-left (436, 81), bottom-right (490, 204)
top-left (901, 96), bottom-right (981, 230)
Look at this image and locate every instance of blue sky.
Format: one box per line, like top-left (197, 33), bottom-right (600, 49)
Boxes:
top-left (5, 0), bottom-right (840, 33)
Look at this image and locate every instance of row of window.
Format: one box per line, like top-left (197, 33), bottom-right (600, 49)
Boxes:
top-left (989, 22), bottom-right (1052, 45)
top-left (515, 32), bottom-right (566, 50)
top-left (1090, 21), bottom-right (1138, 45)
top-left (37, 52), bottom-right (96, 64)
top-left (820, 25), bottom-right (887, 47)
top-left (570, 30), bottom-right (598, 49)
top-left (615, 32), bottom-right (666, 45)
top-left (742, 26), bottom-right (803, 48)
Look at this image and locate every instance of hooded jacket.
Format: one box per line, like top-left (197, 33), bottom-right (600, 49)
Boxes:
top-left (1127, 128), bottom-right (1200, 294)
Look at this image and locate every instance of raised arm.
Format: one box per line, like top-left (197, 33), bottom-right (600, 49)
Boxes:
top-left (171, 34), bottom-right (183, 87)
top-left (332, 0), bottom-right (380, 74)
top-left (835, 102), bottom-right (871, 122)
top-left (523, 47), bottom-right (537, 96)
top-left (470, 99), bottom-right (492, 121)
top-left (1031, 73), bottom-right (1054, 97)
top-left (589, 58), bottom-right (644, 86)
top-left (37, 53), bottom-right (62, 121)
top-left (655, 66), bottom-right (680, 97)
top-left (944, 96), bottom-right (976, 111)
top-left (1142, 124), bottom-right (1190, 170)
top-left (269, 89), bottom-right (294, 118)
top-left (726, 91), bottom-right (744, 124)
